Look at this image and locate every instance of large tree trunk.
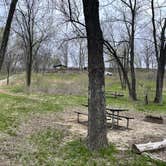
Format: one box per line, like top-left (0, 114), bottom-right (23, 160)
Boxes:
top-left (154, 19), bottom-right (166, 103)
top-left (129, 11), bottom-right (137, 101)
top-left (82, 0), bottom-right (108, 150)
top-left (154, 51), bottom-right (166, 103)
top-left (0, 0), bottom-right (18, 70)
top-left (154, 64), bottom-right (165, 103)
top-left (151, 0), bottom-right (166, 103)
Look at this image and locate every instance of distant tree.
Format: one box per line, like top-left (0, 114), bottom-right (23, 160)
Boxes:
top-left (141, 42), bottom-right (154, 71)
top-left (14, 0), bottom-right (51, 87)
top-left (120, 0), bottom-right (140, 100)
top-left (58, 42), bottom-right (68, 67)
top-left (78, 39), bottom-right (86, 70)
top-left (82, 0), bottom-right (108, 150)
top-left (0, 0), bottom-right (18, 70)
top-left (4, 51), bottom-right (20, 85)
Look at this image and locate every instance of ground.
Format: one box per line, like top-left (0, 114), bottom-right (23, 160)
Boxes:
top-left (0, 71), bottom-right (166, 165)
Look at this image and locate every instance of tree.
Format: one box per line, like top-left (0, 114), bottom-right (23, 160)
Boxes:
top-left (58, 42), bottom-right (68, 67)
top-left (14, 0), bottom-right (51, 87)
top-left (78, 39), bottom-right (86, 70)
top-left (0, 0), bottom-right (18, 70)
top-left (120, 0), bottom-right (140, 100)
top-left (82, 0), bottom-right (108, 150)
top-left (4, 50), bottom-right (20, 85)
top-left (141, 41), bottom-right (154, 70)
top-left (151, 0), bottom-right (166, 103)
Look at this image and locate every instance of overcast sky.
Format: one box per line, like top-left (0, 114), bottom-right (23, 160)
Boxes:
top-left (0, 0), bottom-right (165, 67)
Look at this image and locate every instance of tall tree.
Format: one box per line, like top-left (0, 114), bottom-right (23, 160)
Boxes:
top-left (120, 0), bottom-right (138, 100)
top-left (82, 0), bottom-right (108, 150)
top-left (14, 0), bottom-right (51, 87)
top-left (151, 0), bottom-right (166, 103)
top-left (0, 0), bottom-right (18, 70)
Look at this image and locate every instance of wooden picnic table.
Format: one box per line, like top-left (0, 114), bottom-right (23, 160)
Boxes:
top-left (81, 104), bottom-right (134, 129)
top-left (106, 107), bottom-right (128, 129)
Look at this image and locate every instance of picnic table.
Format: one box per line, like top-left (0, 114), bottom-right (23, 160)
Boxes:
top-left (79, 104), bottom-right (134, 129)
top-left (106, 107), bottom-right (134, 129)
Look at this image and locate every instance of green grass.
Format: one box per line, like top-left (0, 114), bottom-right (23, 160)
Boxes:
top-left (0, 71), bottom-right (165, 133)
top-left (20, 128), bottom-right (118, 166)
top-left (0, 91), bottom-right (87, 133)
top-left (17, 128), bottom-right (166, 166)
top-left (0, 71), bottom-right (166, 165)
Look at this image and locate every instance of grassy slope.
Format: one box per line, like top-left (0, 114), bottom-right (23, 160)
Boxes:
top-left (0, 71), bottom-right (165, 165)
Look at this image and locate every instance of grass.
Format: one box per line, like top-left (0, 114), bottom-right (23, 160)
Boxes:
top-left (0, 92), bottom-right (87, 133)
top-left (17, 128), bottom-right (166, 166)
top-left (0, 71), bottom-right (166, 165)
top-left (0, 71), bottom-right (165, 133)
top-left (19, 128), bottom-right (118, 166)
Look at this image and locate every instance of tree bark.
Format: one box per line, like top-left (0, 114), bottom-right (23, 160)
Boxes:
top-left (0, 0), bottom-right (18, 70)
top-left (7, 66), bottom-right (10, 85)
top-left (153, 18), bottom-right (166, 103)
top-left (26, 46), bottom-right (33, 87)
top-left (82, 0), bottom-right (108, 150)
top-left (129, 9), bottom-right (137, 100)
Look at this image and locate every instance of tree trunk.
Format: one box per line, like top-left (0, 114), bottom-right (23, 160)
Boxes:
top-left (7, 67), bottom-right (10, 85)
top-left (154, 61), bottom-right (165, 103)
top-left (117, 66), bottom-right (124, 90)
top-left (26, 46), bottom-right (33, 87)
top-left (104, 41), bottom-right (132, 98)
top-left (154, 19), bottom-right (166, 103)
top-left (129, 11), bottom-right (137, 100)
top-left (82, 0), bottom-right (108, 150)
top-left (0, 0), bottom-right (18, 70)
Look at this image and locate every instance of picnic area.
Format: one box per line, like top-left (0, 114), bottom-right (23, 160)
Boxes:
top-left (0, 0), bottom-right (166, 165)
top-left (0, 71), bottom-right (166, 165)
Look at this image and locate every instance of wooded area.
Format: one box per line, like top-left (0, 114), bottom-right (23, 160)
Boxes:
top-left (0, 0), bottom-right (166, 165)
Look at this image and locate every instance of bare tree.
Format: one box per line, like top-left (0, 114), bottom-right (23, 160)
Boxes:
top-left (120, 0), bottom-right (140, 100)
top-left (142, 41), bottom-right (154, 70)
top-left (14, 0), bottom-right (51, 87)
top-left (0, 0), bottom-right (18, 70)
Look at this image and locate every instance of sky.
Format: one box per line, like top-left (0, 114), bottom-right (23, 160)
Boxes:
top-left (0, 0), bottom-right (7, 26)
top-left (0, 0), bottom-right (165, 67)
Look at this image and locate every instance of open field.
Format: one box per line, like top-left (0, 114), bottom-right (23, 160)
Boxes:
top-left (0, 71), bottom-right (166, 165)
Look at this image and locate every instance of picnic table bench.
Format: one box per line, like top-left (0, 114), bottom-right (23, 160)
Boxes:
top-left (74, 111), bottom-right (122, 124)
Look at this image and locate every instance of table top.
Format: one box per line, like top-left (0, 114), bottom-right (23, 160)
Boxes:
top-left (82, 104), bottom-right (128, 112)
top-left (106, 107), bottom-right (128, 112)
